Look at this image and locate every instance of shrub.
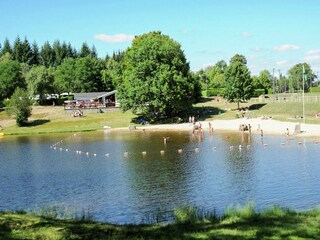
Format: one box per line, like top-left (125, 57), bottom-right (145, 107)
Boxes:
top-left (310, 87), bottom-right (320, 93)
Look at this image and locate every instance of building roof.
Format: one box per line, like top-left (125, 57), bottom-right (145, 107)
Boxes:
top-left (73, 91), bottom-right (116, 100)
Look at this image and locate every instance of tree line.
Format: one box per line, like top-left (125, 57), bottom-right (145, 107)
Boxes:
top-left (1, 32), bottom-right (318, 124)
top-left (0, 36), bottom-right (125, 106)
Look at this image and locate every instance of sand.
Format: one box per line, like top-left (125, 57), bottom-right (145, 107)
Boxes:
top-left (134, 118), bottom-right (320, 138)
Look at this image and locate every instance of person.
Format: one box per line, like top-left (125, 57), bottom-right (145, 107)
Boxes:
top-left (248, 124), bottom-right (252, 135)
top-left (163, 136), bottom-right (169, 144)
top-left (189, 116), bottom-right (192, 125)
top-left (285, 128), bottom-right (290, 137)
top-left (260, 129), bottom-right (264, 137)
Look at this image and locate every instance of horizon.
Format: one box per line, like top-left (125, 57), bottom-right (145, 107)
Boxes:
top-left (1, 0), bottom-right (320, 76)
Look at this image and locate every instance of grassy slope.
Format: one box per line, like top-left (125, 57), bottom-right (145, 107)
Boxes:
top-left (1, 206), bottom-right (320, 239)
top-left (1, 93), bottom-right (319, 135)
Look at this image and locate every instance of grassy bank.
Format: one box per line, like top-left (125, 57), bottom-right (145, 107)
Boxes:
top-left (1, 94), bottom-right (319, 135)
top-left (1, 204), bottom-right (320, 239)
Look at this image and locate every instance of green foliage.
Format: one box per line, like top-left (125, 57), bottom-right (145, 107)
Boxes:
top-left (253, 70), bottom-right (272, 93)
top-left (310, 87), bottom-right (320, 92)
top-left (26, 65), bottom-right (55, 100)
top-left (223, 54), bottom-right (253, 108)
top-left (253, 89), bottom-right (265, 97)
top-left (6, 87), bottom-right (32, 126)
top-left (118, 31), bottom-right (201, 120)
top-left (54, 58), bottom-right (76, 93)
top-left (0, 57), bottom-right (26, 102)
top-left (224, 202), bottom-right (256, 219)
top-left (174, 205), bottom-right (198, 224)
top-left (288, 63), bottom-right (313, 91)
top-left (202, 88), bottom-right (225, 97)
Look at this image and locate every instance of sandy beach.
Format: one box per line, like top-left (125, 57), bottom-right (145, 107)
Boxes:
top-left (134, 118), bottom-right (320, 138)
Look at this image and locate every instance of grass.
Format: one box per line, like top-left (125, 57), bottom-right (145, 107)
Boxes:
top-left (1, 93), bottom-right (319, 135)
top-left (1, 204), bottom-right (320, 239)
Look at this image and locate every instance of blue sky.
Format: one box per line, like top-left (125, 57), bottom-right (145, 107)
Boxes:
top-left (1, 0), bottom-right (320, 75)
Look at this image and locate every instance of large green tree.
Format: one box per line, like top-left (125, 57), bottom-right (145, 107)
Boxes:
top-left (118, 31), bottom-right (201, 120)
top-left (287, 63), bottom-right (314, 92)
top-left (6, 87), bottom-right (32, 126)
top-left (54, 58), bottom-right (76, 93)
top-left (26, 65), bottom-right (55, 101)
top-left (253, 70), bottom-right (272, 94)
top-left (0, 55), bottom-right (26, 103)
top-left (223, 54), bottom-right (253, 109)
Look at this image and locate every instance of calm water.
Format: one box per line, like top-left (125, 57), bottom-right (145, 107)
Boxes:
top-left (0, 130), bottom-right (319, 224)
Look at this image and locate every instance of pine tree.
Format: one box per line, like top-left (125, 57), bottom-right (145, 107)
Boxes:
top-left (90, 45), bottom-right (98, 58)
top-left (40, 41), bottom-right (55, 67)
top-left (2, 38), bottom-right (12, 56)
top-left (79, 42), bottom-right (91, 57)
top-left (21, 37), bottom-right (32, 64)
top-left (53, 40), bottom-right (62, 65)
top-left (31, 41), bottom-right (40, 65)
top-left (13, 36), bottom-right (23, 62)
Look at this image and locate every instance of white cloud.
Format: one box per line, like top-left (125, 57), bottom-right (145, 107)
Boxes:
top-left (304, 55), bottom-right (320, 62)
top-left (276, 60), bottom-right (288, 66)
top-left (240, 32), bottom-right (252, 38)
top-left (307, 49), bottom-right (320, 55)
top-left (273, 44), bottom-right (300, 52)
top-left (94, 33), bottom-right (134, 43)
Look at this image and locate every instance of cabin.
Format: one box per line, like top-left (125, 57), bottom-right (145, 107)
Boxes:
top-left (64, 90), bottom-right (118, 111)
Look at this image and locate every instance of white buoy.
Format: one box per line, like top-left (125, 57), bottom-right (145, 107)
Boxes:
top-left (86, 152), bottom-right (89, 155)
top-left (93, 153), bottom-right (97, 157)
top-left (65, 149), bottom-right (68, 152)
top-left (79, 151), bottom-right (82, 154)
top-left (195, 148), bottom-right (199, 152)
top-left (178, 149), bottom-right (182, 153)
top-left (60, 148), bottom-right (62, 151)
top-left (160, 150), bottom-right (165, 155)
top-left (230, 146), bottom-right (234, 150)
top-left (53, 147), bottom-right (56, 150)
top-left (239, 145), bottom-right (242, 149)
top-left (105, 153), bottom-right (110, 157)
top-left (142, 151), bottom-right (147, 156)
top-left (124, 152), bottom-right (128, 157)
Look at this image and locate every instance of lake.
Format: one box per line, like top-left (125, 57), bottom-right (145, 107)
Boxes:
top-left (0, 129), bottom-right (319, 224)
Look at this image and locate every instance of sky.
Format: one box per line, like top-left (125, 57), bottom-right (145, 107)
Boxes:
top-left (1, 0), bottom-right (320, 76)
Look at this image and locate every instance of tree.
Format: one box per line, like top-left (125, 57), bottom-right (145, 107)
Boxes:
top-left (254, 70), bottom-right (272, 94)
top-left (12, 36), bottom-right (23, 62)
top-left (118, 31), bottom-right (201, 120)
top-left (21, 37), bottom-right (32, 64)
top-left (79, 42), bottom-right (91, 58)
top-left (288, 63), bottom-right (314, 92)
top-left (1, 38), bottom-right (12, 56)
top-left (6, 87), bottom-right (32, 126)
top-left (39, 41), bottom-right (55, 67)
top-left (31, 41), bottom-right (40, 65)
top-left (223, 54), bottom-right (253, 109)
top-left (26, 65), bottom-right (54, 101)
top-left (74, 56), bottom-right (104, 92)
top-left (54, 58), bottom-right (76, 93)
top-left (0, 56), bottom-right (26, 103)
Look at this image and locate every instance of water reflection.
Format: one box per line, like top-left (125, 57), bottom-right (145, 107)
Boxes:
top-left (0, 130), bottom-right (319, 224)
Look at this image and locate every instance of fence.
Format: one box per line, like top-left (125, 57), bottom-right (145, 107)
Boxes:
top-left (249, 95), bottom-right (320, 103)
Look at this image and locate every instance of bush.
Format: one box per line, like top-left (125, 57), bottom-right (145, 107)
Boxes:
top-left (252, 89), bottom-right (265, 97)
top-left (202, 88), bottom-right (225, 97)
top-left (310, 87), bottom-right (320, 93)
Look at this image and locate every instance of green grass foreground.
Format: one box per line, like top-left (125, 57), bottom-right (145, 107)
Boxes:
top-left (1, 205), bottom-right (320, 239)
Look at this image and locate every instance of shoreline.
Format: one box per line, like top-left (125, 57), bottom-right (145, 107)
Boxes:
top-left (130, 118), bottom-right (320, 138)
top-left (1, 118), bottom-right (320, 138)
